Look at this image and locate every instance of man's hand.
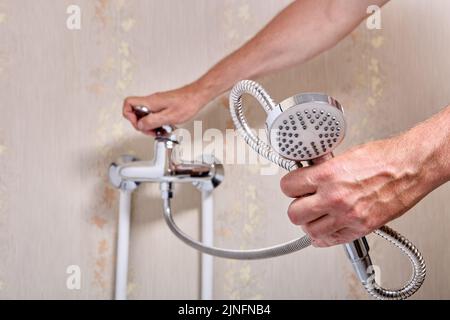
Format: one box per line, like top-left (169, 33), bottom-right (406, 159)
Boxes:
top-left (123, 83), bottom-right (209, 135)
top-left (280, 127), bottom-right (446, 248)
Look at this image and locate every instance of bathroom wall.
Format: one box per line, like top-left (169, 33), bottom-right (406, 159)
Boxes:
top-left (0, 0), bottom-right (449, 299)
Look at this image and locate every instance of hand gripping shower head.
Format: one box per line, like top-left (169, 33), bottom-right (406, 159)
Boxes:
top-left (229, 80), bottom-right (426, 300)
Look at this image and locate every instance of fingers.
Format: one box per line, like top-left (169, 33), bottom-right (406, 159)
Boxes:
top-left (140, 128), bottom-right (157, 137)
top-left (312, 228), bottom-right (358, 248)
top-left (287, 195), bottom-right (344, 244)
top-left (286, 192), bottom-right (360, 248)
top-left (122, 96), bottom-right (166, 131)
top-left (280, 165), bottom-right (326, 197)
top-left (123, 97), bottom-right (139, 129)
top-left (137, 110), bottom-right (172, 132)
top-left (301, 215), bottom-right (341, 241)
top-left (287, 195), bottom-right (325, 225)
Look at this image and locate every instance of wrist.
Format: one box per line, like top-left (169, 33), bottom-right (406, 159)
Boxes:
top-left (180, 80), bottom-right (217, 111)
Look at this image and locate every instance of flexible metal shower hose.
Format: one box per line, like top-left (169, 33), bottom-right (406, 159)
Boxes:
top-left (161, 79), bottom-right (425, 299)
top-left (227, 80), bottom-right (426, 299)
top-left (161, 80), bottom-right (314, 261)
top-left (162, 194), bottom-right (311, 260)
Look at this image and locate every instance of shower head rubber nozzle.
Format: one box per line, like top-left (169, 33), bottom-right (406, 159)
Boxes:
top-left (266, 93), bottom-right (346, 161)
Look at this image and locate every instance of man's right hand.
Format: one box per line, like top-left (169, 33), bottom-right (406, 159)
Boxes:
top-left (123, 82), bottom-right (209, 136)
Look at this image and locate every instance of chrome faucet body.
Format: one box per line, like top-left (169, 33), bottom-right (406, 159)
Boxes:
top-left (110, 105), bottom-right (224, 191)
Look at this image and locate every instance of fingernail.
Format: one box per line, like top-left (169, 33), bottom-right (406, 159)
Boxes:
top-left (137, 122), bottom-right (144, 130)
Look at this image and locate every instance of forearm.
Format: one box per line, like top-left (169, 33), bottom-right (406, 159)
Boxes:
top-left (194, 0), bottom-right (389, 102)
top-left (403, 105), bottom-right (450, 190)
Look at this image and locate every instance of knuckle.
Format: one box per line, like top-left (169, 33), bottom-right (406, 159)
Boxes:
top-left (346, 208), bottom-right (372, 232)
top-left (346, 207), bottom-right (361, 222)
top-left (329, 192), bottom-right (346, 207)
top-left (361, 216), bottom-right (374, 234)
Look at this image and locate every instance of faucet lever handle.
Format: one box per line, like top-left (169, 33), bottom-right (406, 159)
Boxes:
top-left (132, 105), bottom-right (175, 138)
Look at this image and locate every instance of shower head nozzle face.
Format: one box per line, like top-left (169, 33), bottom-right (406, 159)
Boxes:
top-left (267, 93), bottom-right (346, 161)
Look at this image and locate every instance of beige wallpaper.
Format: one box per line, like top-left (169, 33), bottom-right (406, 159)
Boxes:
top-left (0, 0), bottom-right (449, 299)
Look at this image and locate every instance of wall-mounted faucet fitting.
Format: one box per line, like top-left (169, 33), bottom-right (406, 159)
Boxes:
top-left (108, 106), bottom-right (224, 191)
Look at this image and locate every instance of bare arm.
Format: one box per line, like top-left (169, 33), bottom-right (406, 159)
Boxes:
top-left (197, 0), bottom-right (389, 101)
top-left (124, 0), bottom-right (388, 133)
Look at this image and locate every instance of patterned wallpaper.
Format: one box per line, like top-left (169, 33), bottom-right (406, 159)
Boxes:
top-left (0, 0), bottom-right (449, 299)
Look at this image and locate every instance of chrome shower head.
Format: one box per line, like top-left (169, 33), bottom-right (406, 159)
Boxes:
top-left (266, 93), bottom-right (346, 161)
